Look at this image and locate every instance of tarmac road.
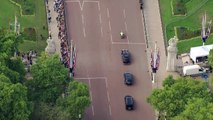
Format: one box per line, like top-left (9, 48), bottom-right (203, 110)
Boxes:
top-left (65, 0), bottom-right (155, 120)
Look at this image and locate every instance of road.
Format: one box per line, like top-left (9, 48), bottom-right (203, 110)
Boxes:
top-left (65, 0), bottom-right (155, 120)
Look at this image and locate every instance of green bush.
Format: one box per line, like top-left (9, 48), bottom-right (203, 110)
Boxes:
top-left (176, 27), bottom-right (200, 40)
top-left (11, 0), bottom-right (35, 15)
top-left (22, 27), bottom-right (37, 41)
top-left (172, 0), bottom-right (191, 15)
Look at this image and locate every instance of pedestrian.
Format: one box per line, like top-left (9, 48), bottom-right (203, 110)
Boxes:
top-left (49, 31), bottom-right (52, 38)
top-left (48, 16), bottom-right (51, 23)
top-left (53, 2), bottom-right (57, 11)
top-left (46, 0), bottom-right (48, 4)
top-left (40, 34), bottom-right (44, 40)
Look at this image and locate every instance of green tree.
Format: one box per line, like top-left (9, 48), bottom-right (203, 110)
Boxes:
top-left (208, 49), bottom-right (213, 67)
top-left (0, 74), bottom-right (32, 120)
top-left (172, 98), bottom-right (213, 120)
top-left (57, 80), bottom-right (91, 120)
top-left (29, 53), bottom-right (68, 103)
top-left (6, 58), bottom-right (26, 82)
top-left (0, 63), bottom-right (20, 83)
top-left (147, 76), bottom-right (212, 118)
top-left (29, 102), bottom-right (69, 120)
top-left (0, 31), bottom-right (22, 60)
top-left (162, 75), bottom-right (175, 87)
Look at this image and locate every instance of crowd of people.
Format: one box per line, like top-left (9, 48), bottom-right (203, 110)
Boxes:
top-left (54, 0), bottom-right (70, 68)
top-left (15, 50), bottom-right (37, 72)
top-left (21, 50), bottom-right (37, 66)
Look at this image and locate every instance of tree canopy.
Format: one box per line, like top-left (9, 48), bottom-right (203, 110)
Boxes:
top-left (147, 75), bottom-right (213, 119)
top-left (0, 74), bottom-right (32, 120)
top-left (172, 98), bottom-right (213, 120)
top-left (29, 53), bottom-right (68, 103)
top-left (28, 53), bottom-right (91, 119)
top-left (0, 30), bottom-right (90, 119)
top-left (57, 81), bottom-right (91, 120)
top-left (0, 31), bottom-right (22, 60)
top-left (208, 49), bottom-right (213, 67)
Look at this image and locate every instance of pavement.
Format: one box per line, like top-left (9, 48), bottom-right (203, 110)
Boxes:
top-left (142, 0), bottom-right (179, 88)
top-left (45, 0), bottom-right (61, 57)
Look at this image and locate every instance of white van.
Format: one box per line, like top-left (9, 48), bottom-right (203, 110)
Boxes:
top-left (183, 65), bottom-right (205, 76)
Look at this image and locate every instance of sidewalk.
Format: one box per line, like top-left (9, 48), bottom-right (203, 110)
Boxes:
top-left (45, 0), bottom-right (61, 56)
top-left (142, 0), bottom-right (178, 88)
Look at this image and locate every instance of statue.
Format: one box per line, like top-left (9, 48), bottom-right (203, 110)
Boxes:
top-left (45, 37), bottom-right (56, 55)
top-left (166, 36), bottom-right (178, 71)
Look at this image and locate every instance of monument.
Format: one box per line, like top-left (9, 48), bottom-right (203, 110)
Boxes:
top-left (45, 37), bottom-right (56, 55)
top-left (166, 36), bottom-right (178, 71)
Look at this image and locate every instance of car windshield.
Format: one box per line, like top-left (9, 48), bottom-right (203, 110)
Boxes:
top-left (126, 97), bottom-right (133, 104)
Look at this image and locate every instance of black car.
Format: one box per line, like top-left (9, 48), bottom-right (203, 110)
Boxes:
top-left (124, 72), bottom-right (134, 85)
top-left (121, 49), bottom-right (131, 64)
top-left (124, 95), bottom-right (134, 110)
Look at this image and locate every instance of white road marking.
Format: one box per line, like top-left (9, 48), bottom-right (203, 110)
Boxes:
top-left (105, 78), bottom-right (109, 89)
top-left (108, 20), bottom-right (112, 32)
top-left (112, 42), bottom-right (146, 45)
top-left (83, 27), bottom-right (86, 37)
top-left (90, 91), bottom-right (93, 101)
top-left (66, 0), bottom-right (100, 11)
top-left (99, 14), bottom-right (103, 36)
top-left (99, 13), bottom-right (102, 24)
top-left (107, 91), bottom-right (110, 102)
top-left (109, 104), bottom-right (112, 116)
top-left (98, 1), bottom-right (100, 11)
top-left (99, 14), bottom-right (102, 24)
top-left (88, 78), bottom-right (92, 88)
top-left (107, 8), bottom-right (110, 18)
top-left (81, 14), bottom-right (84, 24)
top-left (80, 1), bottom-right (84, 11)
top-left (65, 0), bottom-right (78, 2)
top-left (110, 34), bottom-right (113, 43)
top-left (123, 9), bottom-right (126, 19)
top-left (100, 26), bottom-right (103, 36)
top-left (92, 105), bottom-right (95, 116)
top-left (75, 77), bottom-right (107, 80)
top-left (124, 22), bottom-right (128, 32)
top-left (127, 35), bottom-right (130, 43)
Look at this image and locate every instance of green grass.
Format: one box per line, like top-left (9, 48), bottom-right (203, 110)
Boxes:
top-left (19, 40), bottom-right (47, 54)
top-left (0, 0), bottom-right (48, 53)
top-left (177, 35), bottom-right (213, 54)
top-left (160, 0), bottom-right (213, 54)
top-left (11, 0), bottom-right (35, 15)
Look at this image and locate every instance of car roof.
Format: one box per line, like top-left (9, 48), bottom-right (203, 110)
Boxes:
top-left (124, 72), bottom-right (133, 78)
top-left (125, 96), bottom-right (133, 104)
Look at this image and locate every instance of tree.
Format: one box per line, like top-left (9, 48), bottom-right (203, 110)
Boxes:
top-left (29, 102), bottom-right (69, 120)
top-left (57, 80), bottom-right (91, 120)
top-left (147, 76), bottom-right (212, 118)
top-left (26, 52), bottom-right (90, 119)
top-left (208, 49), bottom-right (213, 67)
top-left (172, 98), bottom-right (213, 120)
top-left (0, 31), bottom-right (22, 60)
top-left (0, 74), bottom-right (32, 120)
top-left (6, 58), bottom-right (26, 82)
top-left (0, 63), bottom-right (20, 83)
top-left (162, 75), bottom-right (175, 87)
top-left (0, 30), bottom-right (24, 84)
top-left (29, 53), bottom-right (68, 103)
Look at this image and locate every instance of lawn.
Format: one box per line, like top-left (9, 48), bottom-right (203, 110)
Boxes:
top-left (159, 0), bottom-right (213, 54)
top-left (0, 0), bottom-right (48, 53)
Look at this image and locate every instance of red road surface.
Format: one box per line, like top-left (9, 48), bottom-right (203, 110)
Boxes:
top-left (65, 0), bottom-right (155, 120)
